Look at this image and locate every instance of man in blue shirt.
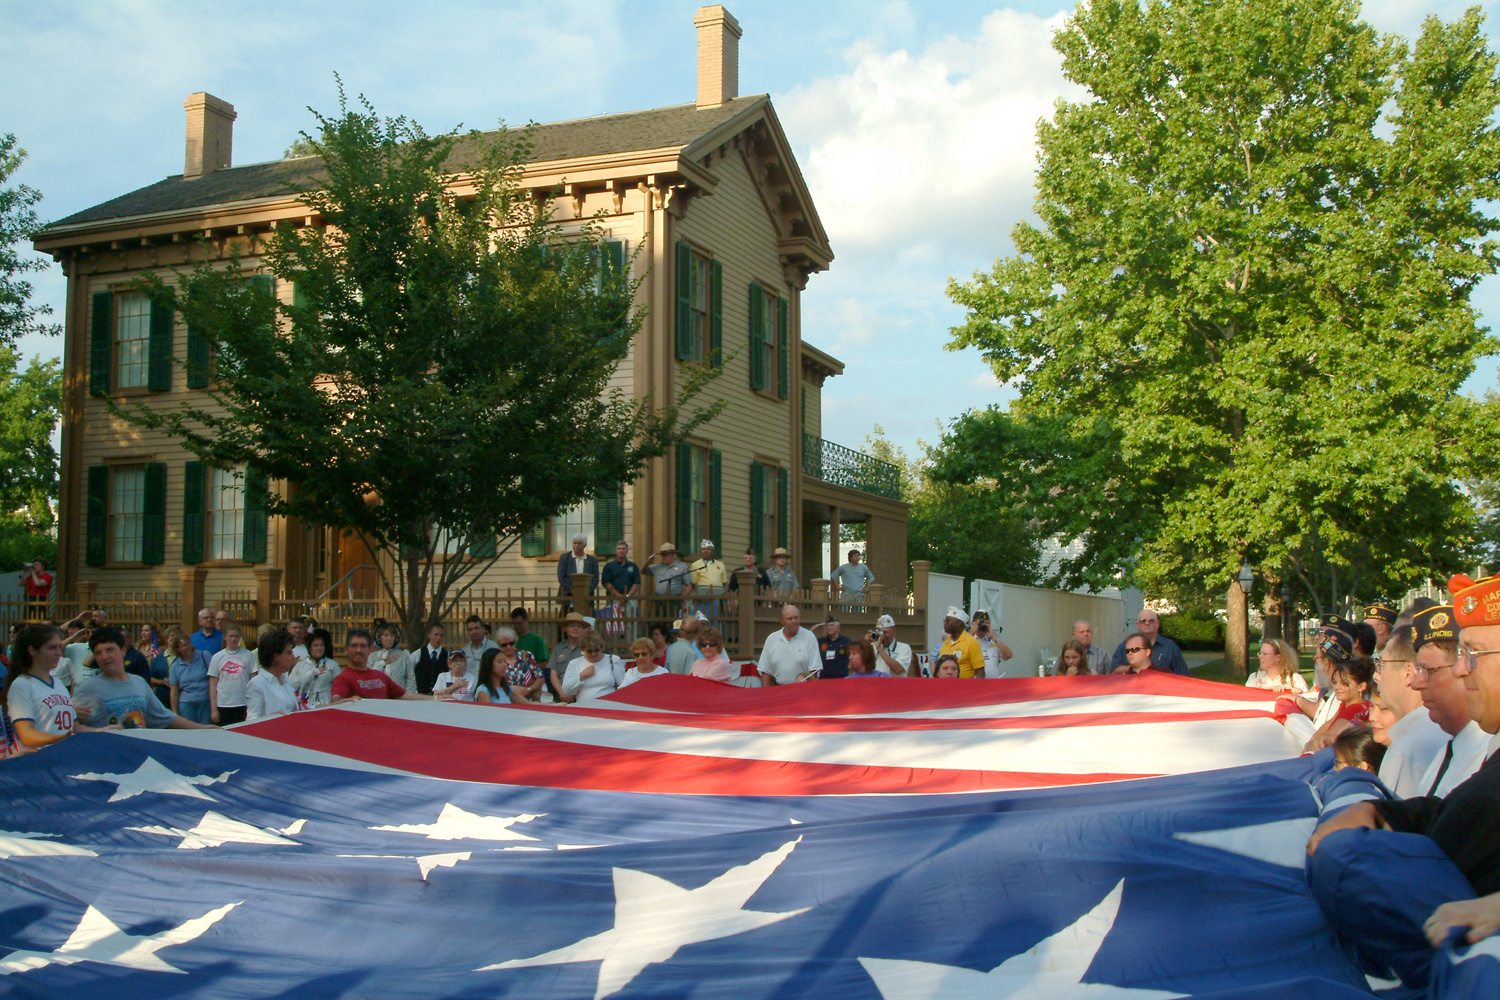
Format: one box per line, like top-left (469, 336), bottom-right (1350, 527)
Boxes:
top-left (600, 541), bottom-right (642, 640)
top-left (189, 607), bottom-right (224, 657)
top-left (1110, 609), bottom-right (1189, 674)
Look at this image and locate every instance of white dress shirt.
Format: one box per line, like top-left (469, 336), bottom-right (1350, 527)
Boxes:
top-left (1417, 719), bottom-right (1490, 797)
top-left (1377, 706), bottom-right (1451, 798)
top-left (246, 670), bottom-right (300, 722)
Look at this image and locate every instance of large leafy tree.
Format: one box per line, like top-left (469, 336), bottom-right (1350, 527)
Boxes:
top-left (0, 348), bottom-right (60, 568)
top-left (0, 134), bottom-right (58, 346)
top-left (943, 2), bottom-right (1500, 622)
top-left (129, 93), bottom-right (719, 638)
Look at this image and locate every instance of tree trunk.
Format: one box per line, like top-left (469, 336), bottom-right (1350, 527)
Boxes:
top-left (1262, 579), bottom-right (1282, 642)
top-left (1226, 580), bottom-right (1249, 678)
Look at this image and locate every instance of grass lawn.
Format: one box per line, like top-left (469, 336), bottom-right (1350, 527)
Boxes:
top-left (1189, 653), bottom-right (1318, 688)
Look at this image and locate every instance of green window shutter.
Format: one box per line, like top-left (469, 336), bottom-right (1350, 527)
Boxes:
top-left (777, 466), bottom-right (790, 550)
top-left (709, 448), bottom-right (723, 555)
top-left (292, 282), bottom-right (308, 311)
top-left (142, 463), bottom-right (167, 564)
top-left (521, 523), bottom-right (546, 558)
top-left (675, 242), bottom-right (692, 361)
top-left (148, 298), bottom-right (173, 392)
top-left (85, 465), bottom-right (108, 567)
top-left (676, 442), bottom-right (694, 551)
top-left (89, 292), bottom-right (112, 397)
top-left (468, 534), bottom-right (497, 558)
top-left (595, 484), bottom-right (624, 556)
top-left (186, 324), bottom-right (210, 389)
top-left (749, 461), bottom-right (765, 557)
top-left (709, 258), bottom-right (723, 368)
top-left (242, 465), bottom-right (269, 563)
top-left (181, 461), bottom-right (206, 564)
top-left (801, 384), bottom-right (808, 435)
top-left (777, 297), bottom-right (790, 400)
top-left (604, 239), bottom-right (625, 278)
top-left (748, 284), bottom-right (765, 391)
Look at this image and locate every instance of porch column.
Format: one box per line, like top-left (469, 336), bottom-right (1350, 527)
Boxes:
top-left (254, 567), bottom-right (283, 628)
top-left (179, 567), bottom-right (208, 635)
top-left (827, 505), bottom-right (840, 593)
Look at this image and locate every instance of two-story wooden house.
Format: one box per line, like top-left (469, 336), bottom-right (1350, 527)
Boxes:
top-left (34, 6), bottom-right (910, 627)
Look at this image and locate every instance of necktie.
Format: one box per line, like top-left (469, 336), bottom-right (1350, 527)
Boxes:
top-left (1427, 740), bottom-right (1455, 796)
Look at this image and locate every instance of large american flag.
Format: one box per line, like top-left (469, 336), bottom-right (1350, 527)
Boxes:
top-left (0, 673), bottom-right (1485, 998)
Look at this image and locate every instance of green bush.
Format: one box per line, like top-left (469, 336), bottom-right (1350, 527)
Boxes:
top-left (1159, 613), bottom-right (1223, 651)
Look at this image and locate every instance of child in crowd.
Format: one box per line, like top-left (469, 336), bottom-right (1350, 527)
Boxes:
top-left (208, 625), bottom-right (257, 725)
top-left (290, 629), bottom-right (339, 707)
top-left (1302, 655), bottom-right (1374, 753)
top-left (473, 649), bottom-right (517, 705)
top-left (1333, 725), bottom-right (1387, 773)
top-left (435, 649), bottom-right (474, 700)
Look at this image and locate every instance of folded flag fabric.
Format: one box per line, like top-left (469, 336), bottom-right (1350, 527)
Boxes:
top-left (223, 673), bottom-right (1312, 795)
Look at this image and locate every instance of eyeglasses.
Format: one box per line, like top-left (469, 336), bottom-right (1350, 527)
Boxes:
top-left (1457, 645), bottom-right (1500, 670)
top-left (701, 641), bottom-right (720, 649)
top-left (1413, 660), bottom-right (1456, 678)
top-left (499, 640), bottom-right (516, 648)
top-left (1125, 646), bottom-right (1148, 654)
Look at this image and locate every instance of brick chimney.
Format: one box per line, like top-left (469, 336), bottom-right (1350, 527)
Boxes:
top-left (694, 6), bottom-right (741, 108)
top-left (183, 92), bottom-right (236, 179)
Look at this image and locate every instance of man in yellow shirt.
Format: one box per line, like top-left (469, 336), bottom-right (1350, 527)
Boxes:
top-left (689, 539), bottom-right (729, 619)
top-left (937, 607), bottom-right (986, 679)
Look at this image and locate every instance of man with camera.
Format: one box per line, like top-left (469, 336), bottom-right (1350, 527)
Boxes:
top-left (971, 610), bottom-right (1014, 678)
top-left (872, 614), bottom-right (917, 677)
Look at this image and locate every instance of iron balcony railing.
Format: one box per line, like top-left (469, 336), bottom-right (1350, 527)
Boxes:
top-left (802, 433), bottom-right (902, 500)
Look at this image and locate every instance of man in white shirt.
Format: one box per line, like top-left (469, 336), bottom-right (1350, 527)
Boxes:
top-left (971, 611), bottom-right (1014, 678)
top-left (873, 614), bottom-right (916, 676)
top-left (1411, 604), bottom-right (1488, 796)
top-left (1374, 626), bottom-right (1450, 797)
top-left (460, 614), bottom-right (499, 666)
top-left (1072, 620), bottom-right (1112, 675)
top-left (287, 617), bottom-right (310, 661)
top-left (758, 604), bottom-right (821, 686)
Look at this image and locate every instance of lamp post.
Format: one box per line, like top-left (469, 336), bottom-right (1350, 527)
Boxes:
top-left (1228, 558), bottom-right (1253, 679)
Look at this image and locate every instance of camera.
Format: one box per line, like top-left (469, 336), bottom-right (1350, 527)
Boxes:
top-left (868, 630), bottom-right (881, 643)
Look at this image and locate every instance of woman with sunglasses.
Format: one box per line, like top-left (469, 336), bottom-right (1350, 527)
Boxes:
top-left (491, 626), bottom-right (544, 701)
top-left (688, 628), bottom-right (734, 683)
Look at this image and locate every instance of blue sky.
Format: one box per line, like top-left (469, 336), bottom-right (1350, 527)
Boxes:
top-left (3, 0), bottom-right (1496, 459)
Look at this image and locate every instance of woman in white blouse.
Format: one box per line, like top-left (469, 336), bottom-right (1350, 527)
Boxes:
top-left (561, 632), bottom-right (626, 703)
top-left (1245, 639), bottom-right (1308, 695)
top-left (373, 622), bottom-right (416, 691)
top-left (247, 630), bottom-right (302, 722)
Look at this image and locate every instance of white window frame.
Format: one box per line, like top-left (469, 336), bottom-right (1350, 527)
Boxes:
top-left (206, 465), bottom-right (245, 561)
top-left (549, 500), bottom-right (595, 555)
top-left (115, 292), bottom-right (151, 389)
top-left (110, 465), bottom-right (146, 563)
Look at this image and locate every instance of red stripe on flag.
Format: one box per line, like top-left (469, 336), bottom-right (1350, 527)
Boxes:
top-left (601, 672), bottom-right (1282, 715)
top-left (238, 710), bottom-right (1155, 795)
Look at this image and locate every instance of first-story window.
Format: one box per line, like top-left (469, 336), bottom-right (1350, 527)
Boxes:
top-left (207, 466), bottom-right (245, 561)
top-left (110, 465), bottom-right (145, 562)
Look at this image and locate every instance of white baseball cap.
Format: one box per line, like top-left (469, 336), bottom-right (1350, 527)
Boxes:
top-left (700, 539), bottom-right (715, 549)
top-left (876, 614), bottom-right (896, 628)
top-left (944, 606), bottom-right (970, 626)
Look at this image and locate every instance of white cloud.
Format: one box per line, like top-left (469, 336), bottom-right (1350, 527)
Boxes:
top-left (779, 8), bottom-right (1083, 256)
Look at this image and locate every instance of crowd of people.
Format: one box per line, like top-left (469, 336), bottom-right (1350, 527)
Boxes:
top-left (4, 572), bottom-right (1497, 984)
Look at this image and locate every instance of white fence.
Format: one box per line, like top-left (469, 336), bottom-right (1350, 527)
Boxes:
top-left (968, 579), bottom-right (1127, 677)
top-left (925, 572), bottom-right (965, 654)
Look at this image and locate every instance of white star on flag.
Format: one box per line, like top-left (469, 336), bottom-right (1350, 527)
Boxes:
top-left (858, 881), bottom-right (1186, 999)
top-left (126, 811), bottom-right (304, 850)
top-left (480, 837), bottom-right (808, 1000)
top-left (337, 851), bottom-right (474, 880)
top-left (0, 831), bottom-right (97, 860)
top-left (371, 802), bottom-right (544, 841)
top-left (0, 901), bottom-right (239, 975)
top-left (69, 757), bottom-right (235, 802)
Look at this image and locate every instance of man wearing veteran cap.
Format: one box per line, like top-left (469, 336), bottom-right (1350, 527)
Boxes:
top-left (689, 540), bottom-right (729, 618)
top-left (936, 607), bottom-right (985, 679)
top-left (1306, 581), bottom-right (1500, 980)
top-left (645, 542), bottom-right (693, 619)
top-left (1364, 602), bottom-right (1399, 654)
top-left (1374, 623), bottom-right (1450, 798)
top-left (766, 547), bottom-right (799, 594)
top-left (1407, 604), bottom-right (1489, 797)
top-left (873, 614), bottom-right (916, 677)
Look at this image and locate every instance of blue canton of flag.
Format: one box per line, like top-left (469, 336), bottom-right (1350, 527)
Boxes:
top-left (0, 732), bottom-right (1480, 998)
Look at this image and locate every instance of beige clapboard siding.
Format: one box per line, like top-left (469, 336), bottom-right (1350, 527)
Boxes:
top-left (673, 148), bottom-right (794, 559)
top-left (802, 374), bottom-right (822, 440)
top-left (78, 268), bottom-right (278, 593)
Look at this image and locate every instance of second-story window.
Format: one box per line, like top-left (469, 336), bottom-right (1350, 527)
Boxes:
top-left (690, 251), bottom-right (711, 361)
top-left (115, 292), bottom-right (152, 388)
top-left (675, 242), bottom-right (720, 365)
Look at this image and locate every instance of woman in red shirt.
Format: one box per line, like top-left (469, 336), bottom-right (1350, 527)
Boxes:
top-left (1302, 655), bottom-right (1374, 752)
top-left (19, 560), bottom-right (51, 620)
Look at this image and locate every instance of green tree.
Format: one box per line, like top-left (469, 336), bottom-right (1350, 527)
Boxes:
top-left (127, 92), bottom-right (719, 638)
top-left (0, 348), bottom-right (60, 569)
top-left (866, 427), bottom-right (1040, 588)
top-left (944, 2), bottom-right (1500, 616)
top-left (0, 134), bottom-right (58, 345)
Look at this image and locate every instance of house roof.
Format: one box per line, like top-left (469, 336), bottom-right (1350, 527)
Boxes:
top-left (45, 95), bottom-right (772, 230)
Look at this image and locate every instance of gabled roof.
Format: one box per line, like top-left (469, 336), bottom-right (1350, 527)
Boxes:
top-left (46, 95), bottom-right (774, 230)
